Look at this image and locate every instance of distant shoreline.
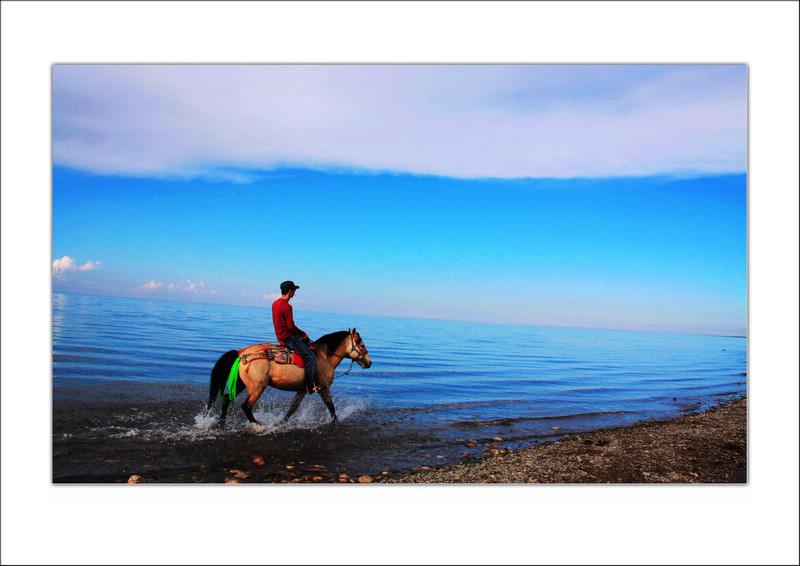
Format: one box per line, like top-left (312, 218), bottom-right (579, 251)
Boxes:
top-left (383, 397), bottom-right (747, 484)
top-left (52, 291), bottom-right (746, 338)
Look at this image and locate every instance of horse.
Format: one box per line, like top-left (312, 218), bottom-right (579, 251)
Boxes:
top-left (207, 328), bottom-right (371, 425)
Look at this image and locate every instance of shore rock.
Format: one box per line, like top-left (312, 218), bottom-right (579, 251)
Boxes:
top-left (386, 398), bottom-right (747, 484)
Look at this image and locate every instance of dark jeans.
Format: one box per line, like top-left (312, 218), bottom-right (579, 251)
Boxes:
top-left (283, 335), bottom-right (317, 385)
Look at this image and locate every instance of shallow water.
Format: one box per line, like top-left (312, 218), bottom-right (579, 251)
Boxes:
top-left (52, 293), bottom-right (746, 482)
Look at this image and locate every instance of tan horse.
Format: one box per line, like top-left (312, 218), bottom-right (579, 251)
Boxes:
top-left (207, 328), bottom-right (372, 424)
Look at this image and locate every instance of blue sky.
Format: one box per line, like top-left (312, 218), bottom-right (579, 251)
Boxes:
top-left (52, 65), bottom-right (747, 335)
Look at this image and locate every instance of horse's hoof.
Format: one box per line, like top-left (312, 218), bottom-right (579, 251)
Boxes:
top-left (248, 422), bottom-right (266, 433)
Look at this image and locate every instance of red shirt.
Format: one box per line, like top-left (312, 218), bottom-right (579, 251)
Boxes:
top-left (272, 298), bottom-right (304, 342)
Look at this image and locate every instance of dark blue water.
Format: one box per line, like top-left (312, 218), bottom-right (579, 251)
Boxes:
top-left (52, 293), bottom-right (746, 482)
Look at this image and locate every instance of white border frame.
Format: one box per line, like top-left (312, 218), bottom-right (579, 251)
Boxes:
top-left (2, 2), bottom-right (798, 565)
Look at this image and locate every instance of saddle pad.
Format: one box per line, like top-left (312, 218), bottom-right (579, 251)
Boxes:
top-left (239, 343), bottom-right (305, 368)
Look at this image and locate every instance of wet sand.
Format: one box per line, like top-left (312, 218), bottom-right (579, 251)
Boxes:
top-left (114, 397), bottom-right (746, 484)
top-left (385, 397), bottom-right (747, 483)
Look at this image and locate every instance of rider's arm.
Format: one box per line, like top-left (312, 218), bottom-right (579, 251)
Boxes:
top-left (284, 305), bottom-right (308, 340)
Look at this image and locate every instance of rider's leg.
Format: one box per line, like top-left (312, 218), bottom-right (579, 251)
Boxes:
top-left (302, 350), bottom-right (316, 393)
top-left (285, 335), bottom-right (317, 394)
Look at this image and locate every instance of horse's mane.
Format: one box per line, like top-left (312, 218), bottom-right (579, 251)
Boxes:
top-left (313, 330), bottom-right (350, 352)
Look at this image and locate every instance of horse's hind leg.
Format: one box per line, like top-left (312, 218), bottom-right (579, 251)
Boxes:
top-left (283, 391), bottom-right (307, 422)
top-left (318, 387), bottom-right (337, 423)
top-left (241, 400), bottom-right (259, 424)
top-left (215, 397), bottom-right (230, 428)
top-left (241, 382), bottom-right (268, 424)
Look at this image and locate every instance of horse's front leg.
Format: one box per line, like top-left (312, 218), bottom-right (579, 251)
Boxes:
top-left (283, 390), bottom-right (306, 422)
top-left (318, 387), bottom-right (337, 423)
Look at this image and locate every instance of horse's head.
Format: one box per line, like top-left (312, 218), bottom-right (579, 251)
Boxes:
top-left (348, 328), bottom-right (372, 369)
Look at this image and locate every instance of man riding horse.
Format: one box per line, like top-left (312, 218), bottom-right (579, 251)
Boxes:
top-left (272, 280), bottom-right (317, 394)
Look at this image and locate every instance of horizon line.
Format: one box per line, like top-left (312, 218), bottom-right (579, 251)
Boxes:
top-left (51, 290), bottom-right (747, 340)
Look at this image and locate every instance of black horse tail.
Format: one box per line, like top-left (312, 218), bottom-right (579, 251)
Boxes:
top-left (208, 350), bottom-right (239, 411)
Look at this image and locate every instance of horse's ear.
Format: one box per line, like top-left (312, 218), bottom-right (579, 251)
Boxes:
top-left (352, 327), bottom-right (357, 334)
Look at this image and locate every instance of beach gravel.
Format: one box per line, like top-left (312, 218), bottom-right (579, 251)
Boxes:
top-left (383, 398), bottom-right (747, 484)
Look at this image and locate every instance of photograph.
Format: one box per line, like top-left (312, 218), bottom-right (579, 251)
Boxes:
top-left (52, 63), bottom-right (747, 485)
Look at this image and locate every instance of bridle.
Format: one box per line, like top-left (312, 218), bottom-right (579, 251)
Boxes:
top-left (346, 329), bottom-right (369, 359)
top-left (315, 329), bottom-right (369, 378)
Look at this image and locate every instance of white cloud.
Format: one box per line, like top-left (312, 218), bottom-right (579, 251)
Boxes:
top-left (136, 280), bottom-right (162, 291)
top-left (137, 279), bottom-right (215, 295)
top-left (263, 293), bottom-right (280, 303)
top-left (168, 280), bottom-right (205, 293)
top-left (52, 65), bottom-right (747, 180)
top-left (53, 256), bottom-right (101, 280)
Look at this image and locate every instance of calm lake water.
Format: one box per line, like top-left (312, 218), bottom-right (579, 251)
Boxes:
top-left (52, 292), bottom-right (747, 482)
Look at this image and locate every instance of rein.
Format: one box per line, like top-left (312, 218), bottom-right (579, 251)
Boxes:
top-left (335, 358), bottom-right (356, 379)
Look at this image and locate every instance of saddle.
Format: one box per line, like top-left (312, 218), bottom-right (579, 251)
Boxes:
top-left (238, 342), bottom-right (306, 371)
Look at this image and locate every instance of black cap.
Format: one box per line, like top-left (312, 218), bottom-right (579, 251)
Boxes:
top-left (280, 280), bottom-right (300, 294)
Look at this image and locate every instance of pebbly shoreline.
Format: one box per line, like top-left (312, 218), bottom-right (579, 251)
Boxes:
top-left (115, 397), bottom-right (746, 484)
top-left (383, 397), bottom-right (747, 484)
